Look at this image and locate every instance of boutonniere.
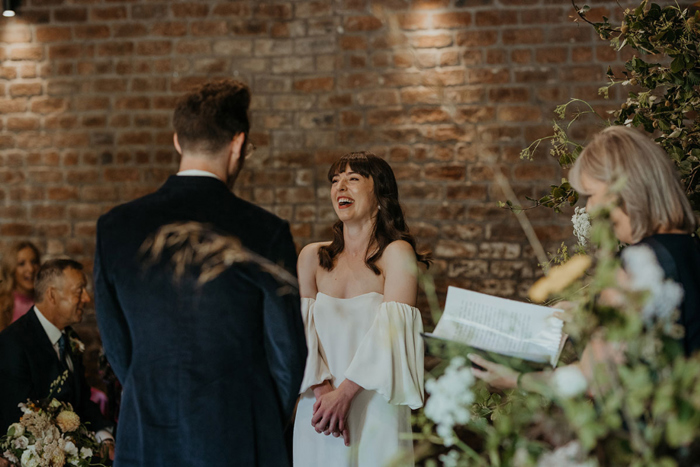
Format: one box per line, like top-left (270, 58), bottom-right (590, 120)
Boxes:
top-left (69, 335), bottom-right (85, 355)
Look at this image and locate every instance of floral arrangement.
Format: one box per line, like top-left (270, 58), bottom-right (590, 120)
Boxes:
top-left (1, 373), bottom-right (105, 467)
top-left (413, 204), bottom-right (700, 466)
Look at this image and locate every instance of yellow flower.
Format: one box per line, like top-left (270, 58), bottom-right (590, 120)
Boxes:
top-left (55, 410), bottom-right (80, 433)
top-left (529, 255), bottom-right (592, 303)
top-left (52, 449), bottom-right (66, 466)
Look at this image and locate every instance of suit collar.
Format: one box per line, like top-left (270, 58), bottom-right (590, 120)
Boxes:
top-left (33, 306), bottom-right (63, 347)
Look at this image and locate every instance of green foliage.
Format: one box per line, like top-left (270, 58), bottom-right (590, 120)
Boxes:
top-left (508, 1), bottom-right (700, 213)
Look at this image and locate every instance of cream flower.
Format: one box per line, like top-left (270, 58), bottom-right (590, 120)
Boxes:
top-left (20, 446), bottom-right (40, 467)
top-left (8, 422), bottom-right (24, 437)
top-left (552, 365), bottom-right (588, 398)
top-left (79, 447), bottom-right (93, 459)
top-left (63, 441), bottom-right (78, 457)
top-left (55, 411), bottom-right (80, 433)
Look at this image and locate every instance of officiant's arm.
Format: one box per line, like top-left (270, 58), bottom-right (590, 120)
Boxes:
top-left (94, 219), bottom-right (132, 382)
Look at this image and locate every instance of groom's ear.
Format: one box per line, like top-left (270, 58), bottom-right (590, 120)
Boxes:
top-left (229, 132), bottom-right (246, 161)
top-left (173, 133), bottom-right (183, 155)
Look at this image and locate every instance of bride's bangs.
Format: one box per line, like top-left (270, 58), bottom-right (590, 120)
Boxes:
top-left (327, 153), bottom-right (373, 182)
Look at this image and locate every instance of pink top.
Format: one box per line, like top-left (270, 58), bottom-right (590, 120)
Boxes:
top-left (12, 291), bottom-right (33, 323)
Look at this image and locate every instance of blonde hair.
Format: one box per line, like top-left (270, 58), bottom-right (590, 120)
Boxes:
top-left (0, 241), bottom-right (41, 330)
top-left (570, 126), bottom-right (696, 243)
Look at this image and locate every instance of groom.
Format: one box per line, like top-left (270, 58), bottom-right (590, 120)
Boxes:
top-left (94, 79), bottom-right (307, 466)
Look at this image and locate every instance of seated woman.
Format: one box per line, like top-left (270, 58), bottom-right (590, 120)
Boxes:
top-left (471, 125), bottom-right (700, 390)
top-left (0, 241), bottom-right (41, 332)
top-left (293, 152), bottom-right (430, 466)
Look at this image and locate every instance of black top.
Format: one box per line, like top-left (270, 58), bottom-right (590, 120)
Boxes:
top-left (637, 233), bottom-right (700, 356)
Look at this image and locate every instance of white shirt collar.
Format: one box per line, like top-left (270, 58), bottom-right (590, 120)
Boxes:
top-left (33, 306), bottom-right (63, 346)
top-left (177, 169), bottom-right (222, 181)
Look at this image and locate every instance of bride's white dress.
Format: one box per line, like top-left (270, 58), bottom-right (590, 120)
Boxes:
top-left (293, 292), bottom-right (424, 467)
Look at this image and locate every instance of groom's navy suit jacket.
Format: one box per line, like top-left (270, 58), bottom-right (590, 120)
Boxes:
top-left (94, 176), bottom-right (307, 467)
top-left (0, 309), bottom-right (109, 434)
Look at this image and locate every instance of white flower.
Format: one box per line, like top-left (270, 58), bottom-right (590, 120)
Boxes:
top-left (3, 450), bottom-right (18, 464)
top-left (20, 446), bottom-right (40, 467)
top-left (80, 447), bottom-right (93, 459)
top-left (12, 435), bottom-right (29, 450)
top-left (424, 356), bottom-right (475, 447)
top-left (621, 244), bottom-right (684, 325)
top-left (552, 365), bottom-right (588, 398)
top-left (49, 399), bottom-right (62, 409)
top-left (571, 207), bottom-right (591, 247)
top-left (8, 422), bottom-right (24, 437)
top-left (537, 440), bottom-right (596, 467)
top-left (439, 449), bottom-right (461, 467)
top-left (18, 403), bottom-right (32, 415)
top-left (64, 441), bottom-right (78, 457)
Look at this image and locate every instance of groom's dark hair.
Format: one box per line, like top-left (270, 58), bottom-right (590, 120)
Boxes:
top-left (173, 79), bottom-right (250, 156)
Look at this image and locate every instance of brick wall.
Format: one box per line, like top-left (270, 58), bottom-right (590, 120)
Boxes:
top-left (0, 0), bottom-right (651, 313)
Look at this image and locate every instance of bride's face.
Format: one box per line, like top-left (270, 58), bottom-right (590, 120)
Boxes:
top-left (330, 165), bottom-right (378, 224)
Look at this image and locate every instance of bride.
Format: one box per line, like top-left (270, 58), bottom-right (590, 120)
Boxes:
top-left (293, 152), bottom-right (430, 466)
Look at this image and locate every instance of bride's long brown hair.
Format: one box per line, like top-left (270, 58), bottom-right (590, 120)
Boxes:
top-left (318, 152), bottom-right (431, 274)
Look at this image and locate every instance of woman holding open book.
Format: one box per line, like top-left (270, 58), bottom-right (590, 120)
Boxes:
top-left (471, 126), bottom-right (700, 390)
top-left (293, 152), bottom-right (430, 466)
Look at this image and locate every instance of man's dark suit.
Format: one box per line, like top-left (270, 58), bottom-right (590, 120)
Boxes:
top-left (0, 308), bottom-right (109, 433)
top-left (94, 175), bottom-right (307, 467)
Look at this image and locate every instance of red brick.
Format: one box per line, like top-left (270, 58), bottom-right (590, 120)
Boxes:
top-left (398, 13), bottom-right (431, 30)
top-left (340, 36), bottom-right (367, 51)
top-left (172, 4), bottom-right (209, 18)
top-left (136, 41), bottom-right (172, 56)
top-left (10, 83), bottom-right (42, 97)
top-left (410, 33), bottom-right (452, 48)
top-left (31, 97), bottom-right (68, 114)
top-left (68, 204), bottom-right (104, 220)
top-left (489, 87), bottom-right (529, 103)
top-left (47, 187), bottom-right (79, 201)
top-left (74, 25), bottom-right (111, 39)
top-left (91, 6), bottom-right (127, 21)
top-left (410, 107), bottom-right (451, 124)
top-left (97, 42), bottom-right (134, 56)
top-left (35, 26), bottom-right (72, 42)
top-left (114, 96), bottom-right (149, 110)
top-left (54, 8), bottom-right (88, 22)
top-left (446, 185), bottom-right (488, 200)
top-left (502, 28), bottom-right (544, 45)
top-left (432, 12), bottom-right (472, 28)
top-left (456, 30), bottom-right (497, 47)
top-left (413, 0), bottom-right (449, 8)
top-left (498, 106), bottom-right (542, 122)
top-left (9, 46), bottom-right (43, 60)
top-left (254, 3), bottom-right (292, 19)
top-left (294, 77), bottom-right (334, 92)
top-left (7, 117), bottom-right (40, 131)
top-left (104, 168), bottom-right (140, 182)
top-left (344, 16), bottom-right (383, 32)
top-left (131, 5), bottom-right (168, 19)
top-left (468, 68), bottom-right (509, 85)
top-left (572, 47), bottom-right (593, 63)
top-left (32, 206), bottom-right (66, 220)
top-left (401, 87), bottom-right (441, 104)
top-left (1, 224), bottom-right (33, 236)
top-left (475, 11), bottom-right (517, 26)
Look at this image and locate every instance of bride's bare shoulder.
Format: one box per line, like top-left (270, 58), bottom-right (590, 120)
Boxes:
top-left (299, 241), bottom-right (332, 268)
top-left (298, 242), bottom-right (331, 298)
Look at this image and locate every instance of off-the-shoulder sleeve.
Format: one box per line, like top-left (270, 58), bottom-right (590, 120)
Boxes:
top-left (299, 298), bottom-right (332, 394)
top-left (344, 301), bottom-right (425, 409)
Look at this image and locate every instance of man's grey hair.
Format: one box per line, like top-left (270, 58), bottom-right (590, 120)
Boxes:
top-left (34, 259), bottom-right (84, 303)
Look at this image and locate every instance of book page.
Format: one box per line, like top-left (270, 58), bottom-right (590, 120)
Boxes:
top-left (433, 286), bottom-right (564, 365)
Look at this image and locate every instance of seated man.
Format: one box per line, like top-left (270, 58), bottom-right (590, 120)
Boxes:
top-left (0, 259), bottom-right (113, 449)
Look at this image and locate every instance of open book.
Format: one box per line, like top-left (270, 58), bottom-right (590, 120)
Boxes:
top-left (425, 286), bottom-right (567, 367)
